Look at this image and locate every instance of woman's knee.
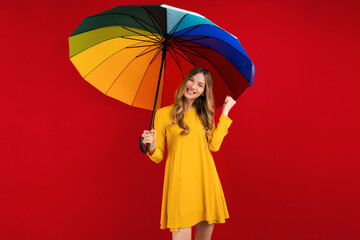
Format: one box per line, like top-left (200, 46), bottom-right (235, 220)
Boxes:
top-left (172, 227), bottom-right (191, 240)
top-left (195, 221), bottom-right (215, 240)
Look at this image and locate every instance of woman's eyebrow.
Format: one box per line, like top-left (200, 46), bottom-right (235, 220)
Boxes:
top-left (190, 77), bottom-right (204, 86)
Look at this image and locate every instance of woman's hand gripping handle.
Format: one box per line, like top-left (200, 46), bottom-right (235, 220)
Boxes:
top-left (139, 129), bottom-right (156, 154)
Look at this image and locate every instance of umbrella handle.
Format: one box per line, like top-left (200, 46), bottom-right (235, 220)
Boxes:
top-left (139, 137), bottom-right (150, 153)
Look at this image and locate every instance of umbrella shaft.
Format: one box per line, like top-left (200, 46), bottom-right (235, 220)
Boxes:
top-left (150, 39), bottom-right (168, 130)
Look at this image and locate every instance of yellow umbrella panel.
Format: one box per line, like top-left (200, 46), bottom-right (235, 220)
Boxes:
top-left (69, 26), bottom-right (164, 110)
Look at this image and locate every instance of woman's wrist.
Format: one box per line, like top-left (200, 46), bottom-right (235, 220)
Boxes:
top-left (148, 146), bottom-right (155, 156)
top-left (150, 144), bottom-right (156, 152)
top-left (222, 108), bottom-right (229, 117)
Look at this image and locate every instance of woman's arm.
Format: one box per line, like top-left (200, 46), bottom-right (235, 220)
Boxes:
top-left (208, 95), bottom-right (236, 152)
top-left (146, 110), bottom-right (166, 164)
top-left (208, 114), bottom-right (233, 152)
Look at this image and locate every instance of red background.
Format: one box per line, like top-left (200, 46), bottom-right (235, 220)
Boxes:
top-left (1, 0), bottom-right (360, 239)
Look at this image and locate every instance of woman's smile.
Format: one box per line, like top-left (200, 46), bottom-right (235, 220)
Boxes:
top-left (186, 88), bottom-right (196, 95)
top-left (184, 72), bottom-right (205, 102)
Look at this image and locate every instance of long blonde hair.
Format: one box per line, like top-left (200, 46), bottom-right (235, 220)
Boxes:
top-left (166, 67), bottom-right (215, 145)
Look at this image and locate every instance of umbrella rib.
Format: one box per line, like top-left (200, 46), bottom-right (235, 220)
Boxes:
top-left (169, 43), bottom-right (194, 64)
top-left (172, 40), bottom-right (237, 98)
top-left (87, 12), bottom-right (162, 41)
top-left (120, 26), bottom-right (160, 42)
top-left (142, 7), bottom-right (165, 36)
top-left (171, 46), bottom-right (201, 58)
top-left (172, 24), bottom-right (230, 40)
top-left (169, 46), bottom-right (197, 66)
top-left (136, 44), bottom-right (161, 58)
top-left (120, 36), bottom-right (158, 43)
top-left (168, 48), bottom-right (183, 73)
top-left (171, 47), bottom-right (197, 66)
top-left (126, 44), bottom-right (160, 48)
top-left (130, 15), bottom-right (163, 42)
top-left (105, 45), bottom-right (156, 95)
top-left (171, 42), bottom-right (203, 58)
top-left (168, 48), bottom-right (186, 80)
top-left (131, 47), bottom-right (163, 106)
top-left (147, 47), bottom-right (163, 66)
top-left (172, 24), bottom-right (201, 38)
top-left (169, 13), bottom-right (188, 34)
top-left (172, 36), bottom-right (211, 45)
top-left (171, 39), bottom-right (203, 57)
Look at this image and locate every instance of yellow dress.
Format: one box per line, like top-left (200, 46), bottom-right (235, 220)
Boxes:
top-left (147, 104), bottom-right (233, 232)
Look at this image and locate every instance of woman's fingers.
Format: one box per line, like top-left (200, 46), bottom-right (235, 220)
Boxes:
top-left (143, 130), bottom-right (156, 139)
top-left (224, 95), bottom-right (236, 106)
top-left (143, 129), bottom-right (156, 134)
top-left (142, 135), bottom-right (153, 140)
top-left (142, 136), bottom-right (153, 144)
top-left (142, 129), bottom-right (156, 145)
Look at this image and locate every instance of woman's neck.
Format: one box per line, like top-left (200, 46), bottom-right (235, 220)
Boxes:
top-left (184, 100), bottom-right (194, 111)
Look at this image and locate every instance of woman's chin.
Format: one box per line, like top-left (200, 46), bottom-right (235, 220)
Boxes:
top-left (184, 94), bottom-right (193, 100)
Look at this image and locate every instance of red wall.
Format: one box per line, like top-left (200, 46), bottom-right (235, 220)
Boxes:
top-left (1, 0), bottom-right (360, 239)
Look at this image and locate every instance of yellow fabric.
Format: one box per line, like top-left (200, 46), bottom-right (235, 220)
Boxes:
top-left (70, 37), bottom-right (155, 77)
top-left (69, 26), bottom-right (158, 57)
top-left (147, 104), bottom-right (233, 232)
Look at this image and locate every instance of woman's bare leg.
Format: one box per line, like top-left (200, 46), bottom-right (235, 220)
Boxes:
top-left (195, 221), bottom-right (215, 240)
top-left (172, 227), bottom-right (191, 240)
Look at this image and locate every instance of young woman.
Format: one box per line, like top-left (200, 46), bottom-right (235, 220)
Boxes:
top-left (142, 67), bottom-right (236, 240)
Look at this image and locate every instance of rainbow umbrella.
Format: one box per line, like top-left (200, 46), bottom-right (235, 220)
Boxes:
top-left (68, 4), bottom-right (255, 153)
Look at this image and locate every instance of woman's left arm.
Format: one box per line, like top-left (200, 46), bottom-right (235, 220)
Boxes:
top-left (208, 114), bottom-right (233, 152)
top-left (208, 96), bottom-right (236, 152)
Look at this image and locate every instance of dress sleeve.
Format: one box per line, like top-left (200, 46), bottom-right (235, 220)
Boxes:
top-left (208, 114), bottom-right (233, 152)
top-left (146, 109), bottom-right (166, 164)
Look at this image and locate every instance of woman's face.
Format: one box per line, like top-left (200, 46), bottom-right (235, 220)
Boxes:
top-left (183, 72), bottom-right (206, 102)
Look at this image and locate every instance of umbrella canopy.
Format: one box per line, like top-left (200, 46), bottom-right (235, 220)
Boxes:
top-left (69, 4), bottom-right (254, 111)
top-left (68, 4), bottom-right (255, 153)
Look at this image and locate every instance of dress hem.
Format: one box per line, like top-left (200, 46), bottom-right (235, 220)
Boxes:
top-left (160, 216), bottom-right (230, 233)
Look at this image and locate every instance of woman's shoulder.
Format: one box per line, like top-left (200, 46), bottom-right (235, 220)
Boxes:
top-left (155, 104), bottom-right (174, 120)
top-left (156, 104), bottom-right (174, 115)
